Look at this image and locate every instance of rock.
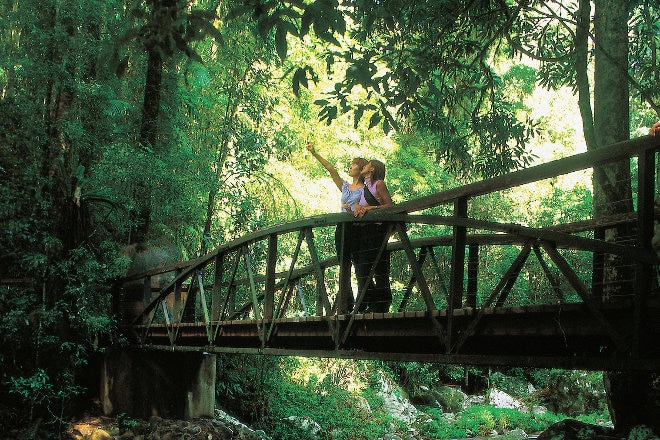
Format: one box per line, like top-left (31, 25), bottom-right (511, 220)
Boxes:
top-left (627, 425), bottom-right (660, 440)
top-left (375, 371), bottom-right (418, 424)
top-left (380, 434), bottom-right (403, 440)
top-left (90, 428), bottom-right (114, 440)
top-left (355, 395), bottom-right (372, 412)
top-left (435, 385), bottom-right (467, 412)
top-left (464, 394), bottom-right (486, 407)
top-left (442, 412), bottom-right (456, 422)
top-left (487, 388), bottom-right (523, 410)
top-left (284, 415), bottom-right (323, 437)
top-left (505, 428), bottom-right (529, 440)
top-left (68, 428), bottom-right (84, 440)
top-left (537, 419), bottom-right (618, 440)
top-left (214, 409), bottom-right (271, 439)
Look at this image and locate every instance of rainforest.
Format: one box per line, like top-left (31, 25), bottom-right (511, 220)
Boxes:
top-left (1, 0), bottom-right (660, 438)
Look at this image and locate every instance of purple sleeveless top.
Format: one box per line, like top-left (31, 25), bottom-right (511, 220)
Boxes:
top-left (359, 177), bottom-right (383, 206)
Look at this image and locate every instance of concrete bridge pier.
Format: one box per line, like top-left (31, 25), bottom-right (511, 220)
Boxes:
top-left (101, 348), bottom-right (216, 420)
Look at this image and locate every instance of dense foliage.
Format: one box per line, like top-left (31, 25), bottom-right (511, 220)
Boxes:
top-left (214, 356), bottom-right (611, 439)
top-left (1, 0), bottom-right (659, 437)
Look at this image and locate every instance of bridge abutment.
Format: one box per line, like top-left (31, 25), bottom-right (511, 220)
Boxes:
top-left (101, 349), bottom-right (216, 420)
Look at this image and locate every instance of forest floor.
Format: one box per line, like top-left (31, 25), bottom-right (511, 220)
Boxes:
top-left (67, 412), bottom-right (268, 440)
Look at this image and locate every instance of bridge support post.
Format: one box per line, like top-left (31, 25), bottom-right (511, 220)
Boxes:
top-left (101, 348), bottom-right (216, 420)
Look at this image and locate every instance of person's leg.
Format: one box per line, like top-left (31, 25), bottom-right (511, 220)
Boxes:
top-left (335, 224), bottom-right (355, 311)
top-left (372, 224), bottom-right (392, 312)
top-left (373, 249), bottom-right (392, 312)
top-left (353, 225), bottom-right (378, 312)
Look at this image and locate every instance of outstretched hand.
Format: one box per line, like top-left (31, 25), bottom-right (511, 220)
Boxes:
top-left (306, 142), bottom-right (315, 154)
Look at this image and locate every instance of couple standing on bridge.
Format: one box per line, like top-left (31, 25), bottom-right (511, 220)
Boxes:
top-left (306, 142), bottom-right (394, 313)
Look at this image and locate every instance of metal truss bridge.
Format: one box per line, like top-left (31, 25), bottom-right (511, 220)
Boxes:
top-left (115, 135), bottom-right (660, 371)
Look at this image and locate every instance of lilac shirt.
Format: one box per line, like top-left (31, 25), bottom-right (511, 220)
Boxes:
top-left (341, 180), bottom-right (364, 212)
top-left (359, 177), bottom-right (383, 206)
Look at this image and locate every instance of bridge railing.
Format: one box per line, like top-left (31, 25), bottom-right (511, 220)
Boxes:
top-left (116, 135), bottom-right (660, 356)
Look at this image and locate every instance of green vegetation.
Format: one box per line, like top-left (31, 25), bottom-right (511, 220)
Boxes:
top-left (1, 0), bottom-right (659, 437)
top-left (421, 405), bottom-right (560, 438)
top-left (214, 356), bottom-right (612, 439)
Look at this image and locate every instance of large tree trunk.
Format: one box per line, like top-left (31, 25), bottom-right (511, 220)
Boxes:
top-left (131, 0), bottom-right (176, 245)
top-left (592, 0), bottom-right (633, 299)
top-left (140, 48), bottom-right (163, 149)
top-left (592, 0), bottom-right (631, 218)
top-left (592, 0), bottom-right (660, 434)
top-left (130, 46), bottom-right (163, 245)
top-left (604, 371), bottom-right (660, 433)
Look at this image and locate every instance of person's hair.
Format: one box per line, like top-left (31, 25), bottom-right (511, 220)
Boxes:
top-left (353, 157), bottom-right (368, 182)
top-left (369, 160), bottom-right (386, 182)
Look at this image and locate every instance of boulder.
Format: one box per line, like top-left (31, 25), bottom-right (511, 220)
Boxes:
top-left (486, 388), bottom-right (523, 410)
top-left (537, 419), bottom-right (618, 440)
top-left (434, 385), bottom-right (467, 413)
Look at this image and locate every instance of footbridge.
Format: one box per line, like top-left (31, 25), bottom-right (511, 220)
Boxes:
top-left (115, 135), bottom-right (660, 373)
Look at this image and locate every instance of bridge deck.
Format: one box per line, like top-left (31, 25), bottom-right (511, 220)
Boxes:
top-left (129, 298), bottom-right (660, 370)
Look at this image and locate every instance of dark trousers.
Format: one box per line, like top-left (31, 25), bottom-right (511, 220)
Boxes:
top-left (335, 223), bottom-right (356, 311)
top-left (353, 223), bottom-right (392, 312)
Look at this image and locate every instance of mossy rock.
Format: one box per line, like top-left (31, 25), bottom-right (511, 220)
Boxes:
top-left (537, 419), bottom-right (617, 440)
top-left (434, 385), bottom-right (467, 413)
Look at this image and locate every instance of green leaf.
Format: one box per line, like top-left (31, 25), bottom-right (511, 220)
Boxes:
top-left (354, 107), bottom-right (364, 128)
top-left (326, 106), bottom-right (337, 124)
top-left (276, 23), bottom-right (288, 61)
top-left (293, 68), bottom-right (306, 96)
top-left (382, 117), bottom-right (390, 134)
top-left (301, 8), bottom-right (313, 36)
top-left (368, 112), bottom-right (381, 129)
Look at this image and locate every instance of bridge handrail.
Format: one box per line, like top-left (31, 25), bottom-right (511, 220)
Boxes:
top-left (387, 134), bottom-right (660, 214)
top-left (125, 210), bottom-right (654, 326)
top-left (121, 210), bottom-right (657, 288)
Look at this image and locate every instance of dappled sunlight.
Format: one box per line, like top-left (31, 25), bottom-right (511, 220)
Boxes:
top-left (284, 357), bottom-right (368, 394)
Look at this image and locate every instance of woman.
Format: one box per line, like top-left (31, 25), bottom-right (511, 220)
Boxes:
top-left (306, 143), bottom-right (368, 311)
top-left (353, 160), bottom-right (394, 313)
top-left (306, 143), bottom-right (367, 213)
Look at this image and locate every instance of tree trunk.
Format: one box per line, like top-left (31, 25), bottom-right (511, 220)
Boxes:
top-left (575, 0), bottom-right (595, 151)
top-left (592, 0), bottom-right (660, 434)
top-left (592, 0), bottom-right (633, 298)
top-left (603, 371), bottom-right (660, 434)
top-left (140, 48), bottom-right (163, 149)
top-left (130, 46), bottom-right (162, 245)
top-left (132, 0), bottom-right (173, 245)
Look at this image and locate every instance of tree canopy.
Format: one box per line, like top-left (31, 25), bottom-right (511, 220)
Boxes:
top-left (0, 0), bottom-right (659, 436)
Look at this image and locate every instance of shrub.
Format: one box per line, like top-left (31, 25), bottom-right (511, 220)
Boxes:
top-left (530, 369), bottom-right (608, 416)
top-left (419, 405), bottom-right (563, 438)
